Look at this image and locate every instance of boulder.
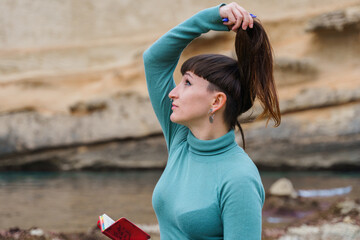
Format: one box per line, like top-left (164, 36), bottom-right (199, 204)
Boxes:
top-left (336, 200), bottom-right (360, 215)
top-left (269, 178), bottom-right (297, 198)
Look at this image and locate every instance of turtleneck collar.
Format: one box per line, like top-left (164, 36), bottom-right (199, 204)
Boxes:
top-left (187, 130), bottom-right (238, 156)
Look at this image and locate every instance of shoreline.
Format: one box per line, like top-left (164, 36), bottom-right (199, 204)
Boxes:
top-left (1, 197), bottom-right (359, 240)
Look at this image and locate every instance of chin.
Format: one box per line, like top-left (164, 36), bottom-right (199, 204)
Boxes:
top-left (170, 115), bottom-right (179, 123)
top-left (170, 114), bottom-right (186, 125)
top-left (170, 114), bottom-right (176, 122)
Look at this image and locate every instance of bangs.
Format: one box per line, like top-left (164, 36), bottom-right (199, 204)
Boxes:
top-left (181, 54), bottom-right (238, 82)
top-left (181, 54), bottom-right (240, 95)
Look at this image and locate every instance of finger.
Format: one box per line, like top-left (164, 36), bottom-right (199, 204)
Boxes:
top-left (224, 9), bottom-right (237, 27)
top-left (237, 6), bottom-right (250, 30)
top-left (249, 13), bottom-right (254, 28)
top-left (222, 18), bottom-right (233, 26)
top-left (245, 10), bottom-right (254, 28)
top-left (246, 11), bottom-right (254, 28)
top-left (230, 7), bottom-right (243, 31)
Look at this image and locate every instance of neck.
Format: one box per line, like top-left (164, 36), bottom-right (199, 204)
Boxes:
top-left (188, 120), bottom-right (229, 140)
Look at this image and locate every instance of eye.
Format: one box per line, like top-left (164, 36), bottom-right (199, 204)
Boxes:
top-left (185, 80), bottom-right (191, 86)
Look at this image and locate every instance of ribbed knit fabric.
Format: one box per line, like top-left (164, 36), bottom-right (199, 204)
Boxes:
top-left (143, 4), bottom-right (265, 240)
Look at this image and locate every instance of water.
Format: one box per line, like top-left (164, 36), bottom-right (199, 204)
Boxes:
top-left (0, 171), bottom-right (162, 233)
top-left (0, 170), bottom-right (359, 233)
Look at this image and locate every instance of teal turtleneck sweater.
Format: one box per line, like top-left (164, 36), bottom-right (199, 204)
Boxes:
top-left (143, 4), bottom-right (265, 240)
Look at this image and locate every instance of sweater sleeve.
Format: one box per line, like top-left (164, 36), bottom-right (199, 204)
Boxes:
top-left (143, 4), bottom-right (229, 151)
top-left (220, 170), bottom-right (265, 240)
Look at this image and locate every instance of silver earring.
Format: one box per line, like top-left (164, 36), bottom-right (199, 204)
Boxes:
top-left (209, 109), bottom-right (215, 124)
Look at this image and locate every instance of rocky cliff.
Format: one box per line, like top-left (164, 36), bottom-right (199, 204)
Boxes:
top-left (0, 0), bottom-right (359, 170)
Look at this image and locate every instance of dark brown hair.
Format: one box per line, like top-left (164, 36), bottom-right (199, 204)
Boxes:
top-left (181, 19), bottom-right (281, 149)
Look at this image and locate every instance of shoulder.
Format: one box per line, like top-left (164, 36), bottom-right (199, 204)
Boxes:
top-left (220, 146), bottom-right (261, 179)
top-left (216, 147), bottom-right (265, 202)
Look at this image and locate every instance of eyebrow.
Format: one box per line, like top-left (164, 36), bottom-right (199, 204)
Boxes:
top-left (184, 72), bottom-right (193, 79)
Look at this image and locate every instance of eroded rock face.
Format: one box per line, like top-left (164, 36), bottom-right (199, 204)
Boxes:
top-left (306, 6), bottom-right (360, 32)
top-left (0, 134), bottom-right (167, 171)
top-left (244, 102), bottom-right (360, 170)
top-left (0, 93), bottom-right (160, 155)
top-left (274, 57), bottom-right (318, 87)
top-left (0, 2), bottom-right (359, 170)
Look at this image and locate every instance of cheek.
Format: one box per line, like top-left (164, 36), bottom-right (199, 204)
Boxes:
top-left (183, 92), bottom-right (211, 114)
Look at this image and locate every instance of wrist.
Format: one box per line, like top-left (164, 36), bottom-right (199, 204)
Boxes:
top-left (219, 3), bottom-right (227, 18)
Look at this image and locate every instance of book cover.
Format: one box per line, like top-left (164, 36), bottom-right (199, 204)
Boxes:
top-left (98, 214), bottom-right (151, 240)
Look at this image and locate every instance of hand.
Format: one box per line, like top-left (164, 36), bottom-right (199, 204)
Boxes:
top-left (219, 2), bottom-right (254, 32)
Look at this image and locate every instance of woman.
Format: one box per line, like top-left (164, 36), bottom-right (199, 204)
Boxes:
top-left (143, 2), bottom-right (281, 239)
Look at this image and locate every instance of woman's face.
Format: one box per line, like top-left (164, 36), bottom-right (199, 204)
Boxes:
top-left (168, 71), bottom-right (215, 127)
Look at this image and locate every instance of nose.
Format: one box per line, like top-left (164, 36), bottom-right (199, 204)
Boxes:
top-left (168, 85), bottom-right (179, 100)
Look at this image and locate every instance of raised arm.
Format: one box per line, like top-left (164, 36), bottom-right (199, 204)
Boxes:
top-left (143, 3), bottom-right (254, 150)
top-left (143, 4), bottom-right (229, 150)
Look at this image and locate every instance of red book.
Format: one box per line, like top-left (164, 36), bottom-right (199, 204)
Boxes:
top-left (98, 214), bottom-right (151, 240)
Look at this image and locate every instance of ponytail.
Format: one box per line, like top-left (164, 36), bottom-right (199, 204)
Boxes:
top-left (234, 19), bottom-right (281, 148)
top-left (180, 19), bottom-right (281, 150)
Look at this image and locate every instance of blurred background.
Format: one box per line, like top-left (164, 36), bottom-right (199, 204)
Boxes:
top-left (0, 0), bottom-right (359, 239)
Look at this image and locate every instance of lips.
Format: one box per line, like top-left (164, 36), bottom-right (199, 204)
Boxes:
top-left (171, 104), bottom-right (178, 110)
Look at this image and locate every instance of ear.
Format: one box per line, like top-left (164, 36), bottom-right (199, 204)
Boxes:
top-left (211, 92), bottom-right (227, 113)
